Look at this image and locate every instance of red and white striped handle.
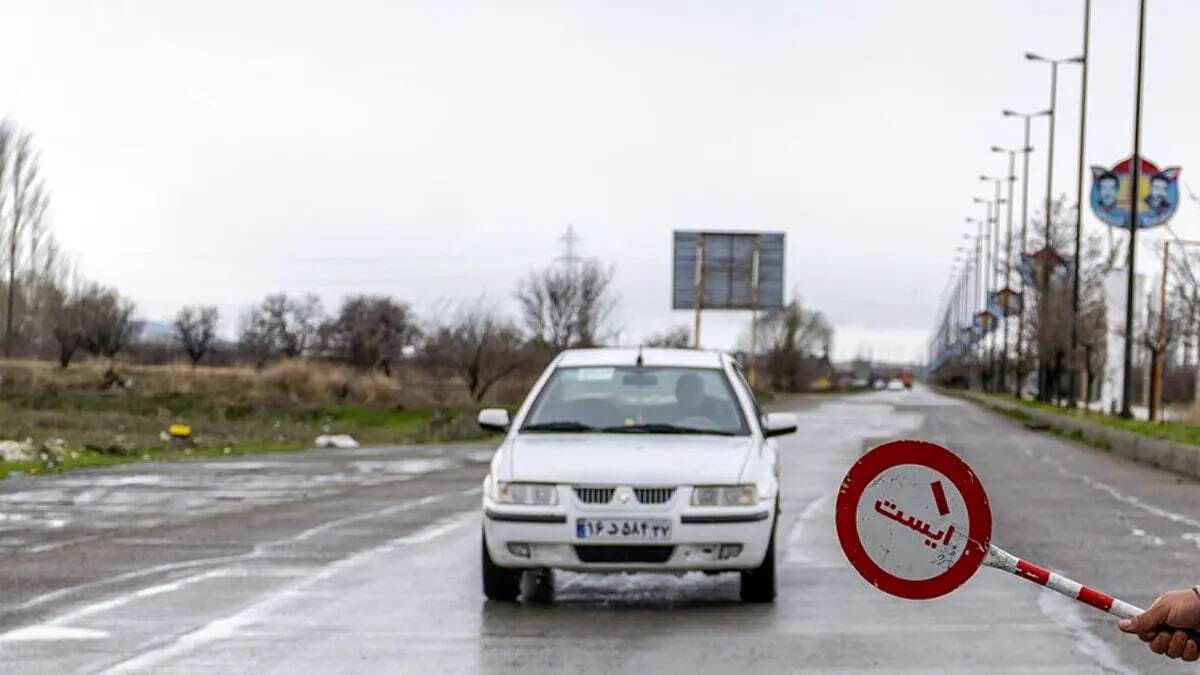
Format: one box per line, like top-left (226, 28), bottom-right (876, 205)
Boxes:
top-left (984, 545), bottom-right (1141, 618)
top-left (985, 543), bottom-right (1200, 649)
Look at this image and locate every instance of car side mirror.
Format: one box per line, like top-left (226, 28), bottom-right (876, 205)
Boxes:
top-left (478, 408), bottom-right (511, 433)
top-left (763, 412), bottom-right (797, 438)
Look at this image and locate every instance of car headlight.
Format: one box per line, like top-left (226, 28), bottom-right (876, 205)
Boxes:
top-left (691, 485), bottom-right (757, 506)
top-left (494, 482), bottom-right (559, 506)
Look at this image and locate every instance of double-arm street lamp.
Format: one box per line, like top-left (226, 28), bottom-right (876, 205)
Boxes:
top-left (1001, 108), bottom-right (1051, 397)
top-left (1026, 52), bottom-right (1083, 402)
top-left (990, 145), bottom-right (1026, 392)
top-left (1025, 53), bottom-right (1085, 244)
top-left (982, 176), bottom-right (1009, 390)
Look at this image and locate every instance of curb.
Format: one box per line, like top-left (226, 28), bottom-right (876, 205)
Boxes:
top-left (951, 390), bottom-right (1200, 481)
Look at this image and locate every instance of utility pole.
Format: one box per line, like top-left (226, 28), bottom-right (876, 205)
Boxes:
top-left (1069, 0), bottom-right (1092, 408)
top-left (1121, 0), bottom-right (1148, 419)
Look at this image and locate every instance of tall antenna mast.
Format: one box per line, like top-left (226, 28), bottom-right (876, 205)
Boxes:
top-left (556, 224), bottom-right (582, 267)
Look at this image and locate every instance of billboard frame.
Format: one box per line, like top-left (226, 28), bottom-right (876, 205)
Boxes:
top-left (672, 230), bottom-right (786, 384)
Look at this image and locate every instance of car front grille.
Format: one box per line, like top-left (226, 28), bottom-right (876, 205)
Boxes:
top-left (633, 487), bottom-right (675, 504)
top-left (574, 545), bottom-right (675, 564)
top-left (573, 486), bottom-right (616, 504)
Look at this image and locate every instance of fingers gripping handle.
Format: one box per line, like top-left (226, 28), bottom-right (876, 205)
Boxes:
top-left (986, 546), bottom-right (1200, 648)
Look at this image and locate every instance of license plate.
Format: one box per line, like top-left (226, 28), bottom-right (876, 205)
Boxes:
top-left (575, 518), bottom-right (672, 540)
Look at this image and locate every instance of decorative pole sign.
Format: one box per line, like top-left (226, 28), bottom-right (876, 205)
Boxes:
top-left (836, 440), bottom-right (1200, 646)
top-left (1090, 157), bottom-right (1180, 230)
top-left (994, 287), bottom-right (1023, 317)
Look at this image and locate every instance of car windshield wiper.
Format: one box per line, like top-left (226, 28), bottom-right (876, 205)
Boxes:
top-left (522, 421), bottom-right (596, 432)
top-left (601, 423), bottom-right (735, 436)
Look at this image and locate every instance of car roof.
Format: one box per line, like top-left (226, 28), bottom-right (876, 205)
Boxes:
top-left (555, 348), bottom-right (727, 369)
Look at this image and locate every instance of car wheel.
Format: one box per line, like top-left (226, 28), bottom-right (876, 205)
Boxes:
top-left (482, 531), bottom-right (522, 601)
top-left (739, 517), bottom-right (777, 603)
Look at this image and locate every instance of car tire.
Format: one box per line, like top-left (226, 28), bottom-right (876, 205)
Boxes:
top-left (739, 517), bottom-right (777, 603)
top-left (482, 531), bottom-right (522, 601)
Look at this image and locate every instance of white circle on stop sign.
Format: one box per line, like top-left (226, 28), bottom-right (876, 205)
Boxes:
top-left (854, 463), bottom-right (970, 581)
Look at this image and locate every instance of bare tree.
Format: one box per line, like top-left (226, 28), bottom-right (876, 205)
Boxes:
top-left (238, 293), bottom-right (324, 364)
top-left (174, 305), bottom-right (220, 367)
top-left (4, 128), bottom-right (47, 357)
top-left (419, 300), bottom-right (529, 402)
top-left (321, 295), bottom-right (419, 375)
top-left (46, 283), bottom-right (84, 368)
top-left (643, 325), bottom-right (691, 348)
top-left (237, 307), bottom-right (275, 369)
top-left (515, 259), bottom-right (618, 350)
top-left (1017, 197), bottom-right (1114, 402)
top-left (259, 292), bottom-right (323, 358)
top-left (0, 122), bottom-right (10, 354)
top-left (78, 284), bottom-right (136, 358)
top-left (746, 295), bottom-right (833, 392)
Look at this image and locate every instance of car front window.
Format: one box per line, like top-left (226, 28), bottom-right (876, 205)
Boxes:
top-left (522, 366), bottom-right (749, 436)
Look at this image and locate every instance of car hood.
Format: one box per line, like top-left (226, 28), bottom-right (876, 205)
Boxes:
top-left (505, 433), bottom-right (756, 485)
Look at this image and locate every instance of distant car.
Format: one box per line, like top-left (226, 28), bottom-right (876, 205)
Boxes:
top-left (886, 378), bottom-right (905, 391)
top-left (478, 348), bottom-right (797, 603)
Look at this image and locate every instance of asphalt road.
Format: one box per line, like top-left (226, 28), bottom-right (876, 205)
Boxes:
top-left (2, 387), bottom-right (1199, 673)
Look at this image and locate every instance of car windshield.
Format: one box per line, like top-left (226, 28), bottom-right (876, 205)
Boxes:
top-left (522, 366), bottom-right (749, 436)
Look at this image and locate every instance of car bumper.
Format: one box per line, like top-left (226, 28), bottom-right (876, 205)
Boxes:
top-left (482, 500), bottom-right (775, 572)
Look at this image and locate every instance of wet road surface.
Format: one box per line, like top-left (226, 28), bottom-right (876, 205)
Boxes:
top-left (2, 387), bottom-right (1199, 673)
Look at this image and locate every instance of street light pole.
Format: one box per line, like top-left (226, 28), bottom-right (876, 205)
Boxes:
top-left (1121, 0), bottom-right (1148, 419)
top-left (1026, 53), bottom-right (1084, 235)
top-left (981, 177), bottom-right (1007, 391)
top-left (970, 216), bottom-right (984, 384)
top-left (1026, 53), bottom-right (1084, 401)
top-left (1070, 0), bottom-right (1092, 408)
top-left (1003, 108), bottom-right (1051, 397)
top-left (992, 146), bottom-right (1021, 393)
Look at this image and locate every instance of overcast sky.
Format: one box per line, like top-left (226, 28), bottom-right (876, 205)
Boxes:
top-left (3, 1), bottom-right (1198, 362)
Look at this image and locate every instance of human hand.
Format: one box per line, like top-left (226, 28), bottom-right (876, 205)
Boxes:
top-left (1118, 589), bottom-right (1200, 661)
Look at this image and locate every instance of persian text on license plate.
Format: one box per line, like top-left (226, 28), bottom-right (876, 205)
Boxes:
top-left (576, 518), bottom-right (672, 540)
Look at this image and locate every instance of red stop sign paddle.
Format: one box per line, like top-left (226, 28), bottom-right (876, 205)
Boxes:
top-left (836, 440), bottom-right (1199, 647)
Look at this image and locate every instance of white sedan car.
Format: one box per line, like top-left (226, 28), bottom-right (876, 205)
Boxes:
top-left (478, 347), bottom-right (797, 603)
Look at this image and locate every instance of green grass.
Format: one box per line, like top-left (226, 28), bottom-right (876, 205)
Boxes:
top-left (0, 398), bottom-right (499, 481)
top-left (0, 441), bottom-right (312, 480)
top-left (318, 405), bottom-right (438, 429)
top-left (979, 391), bottom-right (1200, 447)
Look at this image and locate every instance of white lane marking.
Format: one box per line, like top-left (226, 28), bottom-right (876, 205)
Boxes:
top-left (12, 492), bottom-right (455, 614)
top-left (98, 515), bottom-right (470, 675)
top-left (0, 570), bottom-right (228, 643)
top-left (784, 494), bottom-right (830, 563)
top-left (1020, 440), bottom-right (1200, 544)
top-left (23, 535), bottom-right (101, 554)
top-left (1129, 527), bottom-right (1164, 547)
top-left (1036, 590), bottom-right (1134, 675)
top-left (292, 494), bottom-right (442, 542)
top-left (1076, 473), bottom-right (1200, 530)
top-left (0, 626), bottom-right (110, 641)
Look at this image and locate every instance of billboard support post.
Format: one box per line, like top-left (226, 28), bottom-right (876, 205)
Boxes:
top-left (749, 236), bottom-right (761, 387)
top-left (673, 230), bottom-right (784, 361)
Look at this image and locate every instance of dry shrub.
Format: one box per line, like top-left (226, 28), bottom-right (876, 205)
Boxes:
top-left (346, 371), bottom-right (401, 406)
top-left (0, 356), bottom-right (535, 410)
top-left (255, 359), bottom-right (351, 402)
